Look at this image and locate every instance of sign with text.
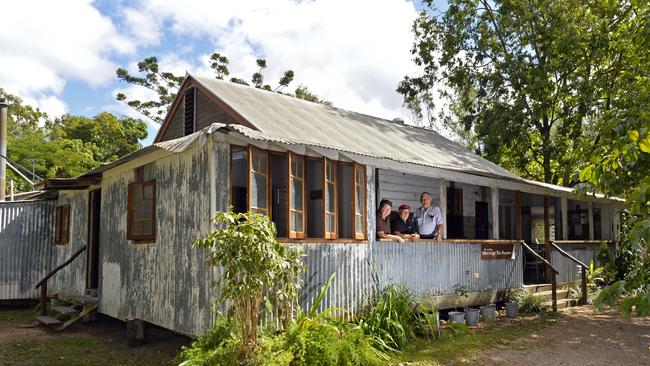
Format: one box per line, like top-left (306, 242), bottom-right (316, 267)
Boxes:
top-left (481, 244), bottom-right (514, 260)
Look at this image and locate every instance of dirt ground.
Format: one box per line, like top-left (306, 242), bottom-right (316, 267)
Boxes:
top-left (0, 310), bottom-right (191, 366)
top-left (478, 306), bottom-right (650, 366)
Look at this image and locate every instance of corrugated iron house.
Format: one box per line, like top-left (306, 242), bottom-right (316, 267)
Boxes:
top-left (1, 74), bottom-right (623, 337)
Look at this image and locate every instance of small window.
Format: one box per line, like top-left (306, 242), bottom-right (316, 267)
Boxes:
top-left (54, 204), bottom-right (70, 244)
top-left (184, 87), bottom-right (196, 136)
top-left (127, 180), bottom-right (156, 241)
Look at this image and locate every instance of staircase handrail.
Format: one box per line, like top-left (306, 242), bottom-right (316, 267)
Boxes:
top-left (550, 241), bottom-right (589, 306)
top-left (35, 244), bottom-right (87, 316)
top-left (521, 242), bottom-right (559, 312)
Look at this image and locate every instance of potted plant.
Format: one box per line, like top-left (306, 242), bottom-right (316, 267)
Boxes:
top-left (505, 289), bottom-right (522, 318)
top-left (448, 284), bottom-right (467, 324)
top-left (480, 303), bottom-right (496, 321)
top-left (464, 272), bottom-right (482, 326)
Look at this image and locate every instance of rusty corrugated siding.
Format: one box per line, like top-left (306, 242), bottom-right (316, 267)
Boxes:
top-left (0, 200), bottom-right (55, 300)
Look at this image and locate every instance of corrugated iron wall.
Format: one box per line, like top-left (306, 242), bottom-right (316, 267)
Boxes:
top-left (48, 190), bottom-right (88, 299)
top-left (0, 200), bottom-right (55, 300)
top-left (373, 242), bottom-right (523, 295)
top-left (99, 140), bottom-right (217, 337)
top-left (551, 244), bottom-right (600, 283)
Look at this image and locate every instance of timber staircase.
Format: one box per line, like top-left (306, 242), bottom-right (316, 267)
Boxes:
top-left (35, 296), bottom-right (98, 331)
top-left (523, 284), bottom-right (579, 310)
top-left (33, 244), bottom-right (99, 331)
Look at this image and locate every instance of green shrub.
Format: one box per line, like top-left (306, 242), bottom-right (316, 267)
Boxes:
top-left (284, 320), bottom-right (383, 366)
top-left (414, 303), bottom-right (438, 340)
top-left (511, 289), bottom-right (547, 314)
top-left (356, 284), bottom-right (416, 350)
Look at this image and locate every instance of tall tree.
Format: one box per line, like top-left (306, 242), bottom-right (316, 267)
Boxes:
top-left (0, 89), bottom-right (148, 192)
top-left (116, 53), bottom-right (325, 124)
top-left (48, 112), bottom-right (148, 162)
top-left (398, 0), bottom-right (643, 185)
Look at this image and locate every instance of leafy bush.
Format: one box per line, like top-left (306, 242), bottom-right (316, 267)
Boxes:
top-left (414, 303), bottom-right (439, 340)
top-left (285, 320), bottom-right (384, 366)
top-left (193, 210), bottom-right (304, 355)
top-left (356, 284), bottom-right (416, 350)
top-left (510, 289), bottom-right (547, 314)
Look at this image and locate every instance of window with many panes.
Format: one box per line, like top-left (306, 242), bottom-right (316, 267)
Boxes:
top-left (230, 145), bottom-right (367, 241)
top-left (127, 167), bottom-right (156, 242)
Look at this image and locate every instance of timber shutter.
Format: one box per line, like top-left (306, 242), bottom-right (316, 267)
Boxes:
top-left (54, 204), bottom-right (70, 244)
top-left (184, 87), bottom-right (196, 136)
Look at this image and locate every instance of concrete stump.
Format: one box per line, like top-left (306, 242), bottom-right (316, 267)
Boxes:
top-left (126, 319), bottom-right (147, 347)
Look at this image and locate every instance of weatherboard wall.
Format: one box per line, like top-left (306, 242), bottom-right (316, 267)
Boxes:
top-left (0, 200), bottom-right (55, 300)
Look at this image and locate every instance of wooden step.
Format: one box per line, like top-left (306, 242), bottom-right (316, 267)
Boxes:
top-left (543, 298), bottom-right (579, 309)
top-left (523, 283), bottom-right (553, 293)
top-left (68, 295), bottom-right (98, 305)
top-left (35, 316), bottom-right (63, 326)
top-left (56, 304), bottom-right (98, 331)
top-left (533, 289), bottom-right (570, 301)
top-left (52, 306), bottom-right (79, 317)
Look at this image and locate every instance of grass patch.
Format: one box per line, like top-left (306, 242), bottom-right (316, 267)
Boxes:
top-left (390, 314), bottom-right (557, 365)
top-left (0, 336), bottom-right (166, 366)
top-left (0, 309), bottom-right (37, 326)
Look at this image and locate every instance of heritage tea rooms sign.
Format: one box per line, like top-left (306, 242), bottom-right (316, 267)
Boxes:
top-left (480, 243), bottom-right (515, 260)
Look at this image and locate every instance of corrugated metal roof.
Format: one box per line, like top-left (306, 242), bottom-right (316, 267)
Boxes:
top-left (191, 74), bottom-right (524, 182)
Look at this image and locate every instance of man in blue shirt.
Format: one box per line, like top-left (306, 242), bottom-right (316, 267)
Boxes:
top-left (413, 192), bottom-right (444, 241)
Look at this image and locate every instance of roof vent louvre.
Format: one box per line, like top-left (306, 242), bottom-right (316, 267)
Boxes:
top-left (183, 88), bottom-right (196, 136)
top-left (392, 117), bottom-right (404, 124)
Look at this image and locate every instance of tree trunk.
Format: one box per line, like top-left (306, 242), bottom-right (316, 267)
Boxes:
top-left (541, 113), bottom-right (552, 183)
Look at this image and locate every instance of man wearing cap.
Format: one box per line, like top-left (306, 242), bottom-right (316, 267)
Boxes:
top-left (391, 204), bottom-right (420, 241)
top-left (413, 192), bottom-right (444, 241)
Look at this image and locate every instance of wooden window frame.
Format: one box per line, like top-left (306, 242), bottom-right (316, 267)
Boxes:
top-left (54, 204), bottom-right (70, 245)
top-left (127, 167), bottom-right (156, 242)
top-left (353, 163), bottom-right (367, 240)
top-left (248, 146), bottom-right (271, 216)
top-left (288, 152), bottom-right (306, 239)
top-left (323, 157), bottom-right (338, 239)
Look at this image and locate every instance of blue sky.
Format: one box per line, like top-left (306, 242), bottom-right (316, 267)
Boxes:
top-left (0, 0), bottom-right (447, 145)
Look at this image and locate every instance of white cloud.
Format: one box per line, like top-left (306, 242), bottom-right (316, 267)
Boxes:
top-left (0, 0), bottom-right (134, 117)
top-left (122, 0), bottom-right (422, 121)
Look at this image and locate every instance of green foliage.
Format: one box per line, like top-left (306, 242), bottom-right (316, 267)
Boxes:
top-left (356, 284), bottom-right (416, 351)
top-left (414, 303), bottom-right (439, 341)
top-left (0, 89), bottom-right (146, 192)
top-left (446, 323), bottom-right (469, 337)
top-left (510, 289), bottom-right (547, 314)
top-left (193, 210), bottom-right (304, 354)
top-left (400, 0), bottom-right (649, 186)
top-left (48, 112), bottom-right (147, 162)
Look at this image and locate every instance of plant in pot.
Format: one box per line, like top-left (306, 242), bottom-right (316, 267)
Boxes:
top-left (449, 284), bottom-right (467, 324)
top-left (464, 273), bottom-right (481, 326)
top-left (505, 288), bottom-right (523, 318)
top-left (480, 302), bottom-right (497, 321)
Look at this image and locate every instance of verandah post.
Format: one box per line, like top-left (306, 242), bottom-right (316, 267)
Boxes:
top-left (581, 267), bottom-right (588, 305)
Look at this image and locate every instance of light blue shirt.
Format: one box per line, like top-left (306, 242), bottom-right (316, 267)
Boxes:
top-left (413, 206), bottom-right (443, 236)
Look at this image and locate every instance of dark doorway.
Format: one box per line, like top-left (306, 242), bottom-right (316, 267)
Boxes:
top-left (446, 186), bottom-right (464, 238)
top-left (86, 189), bottom-right (101, 291)
top-left (475, 201), bottom-right (489, 239)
